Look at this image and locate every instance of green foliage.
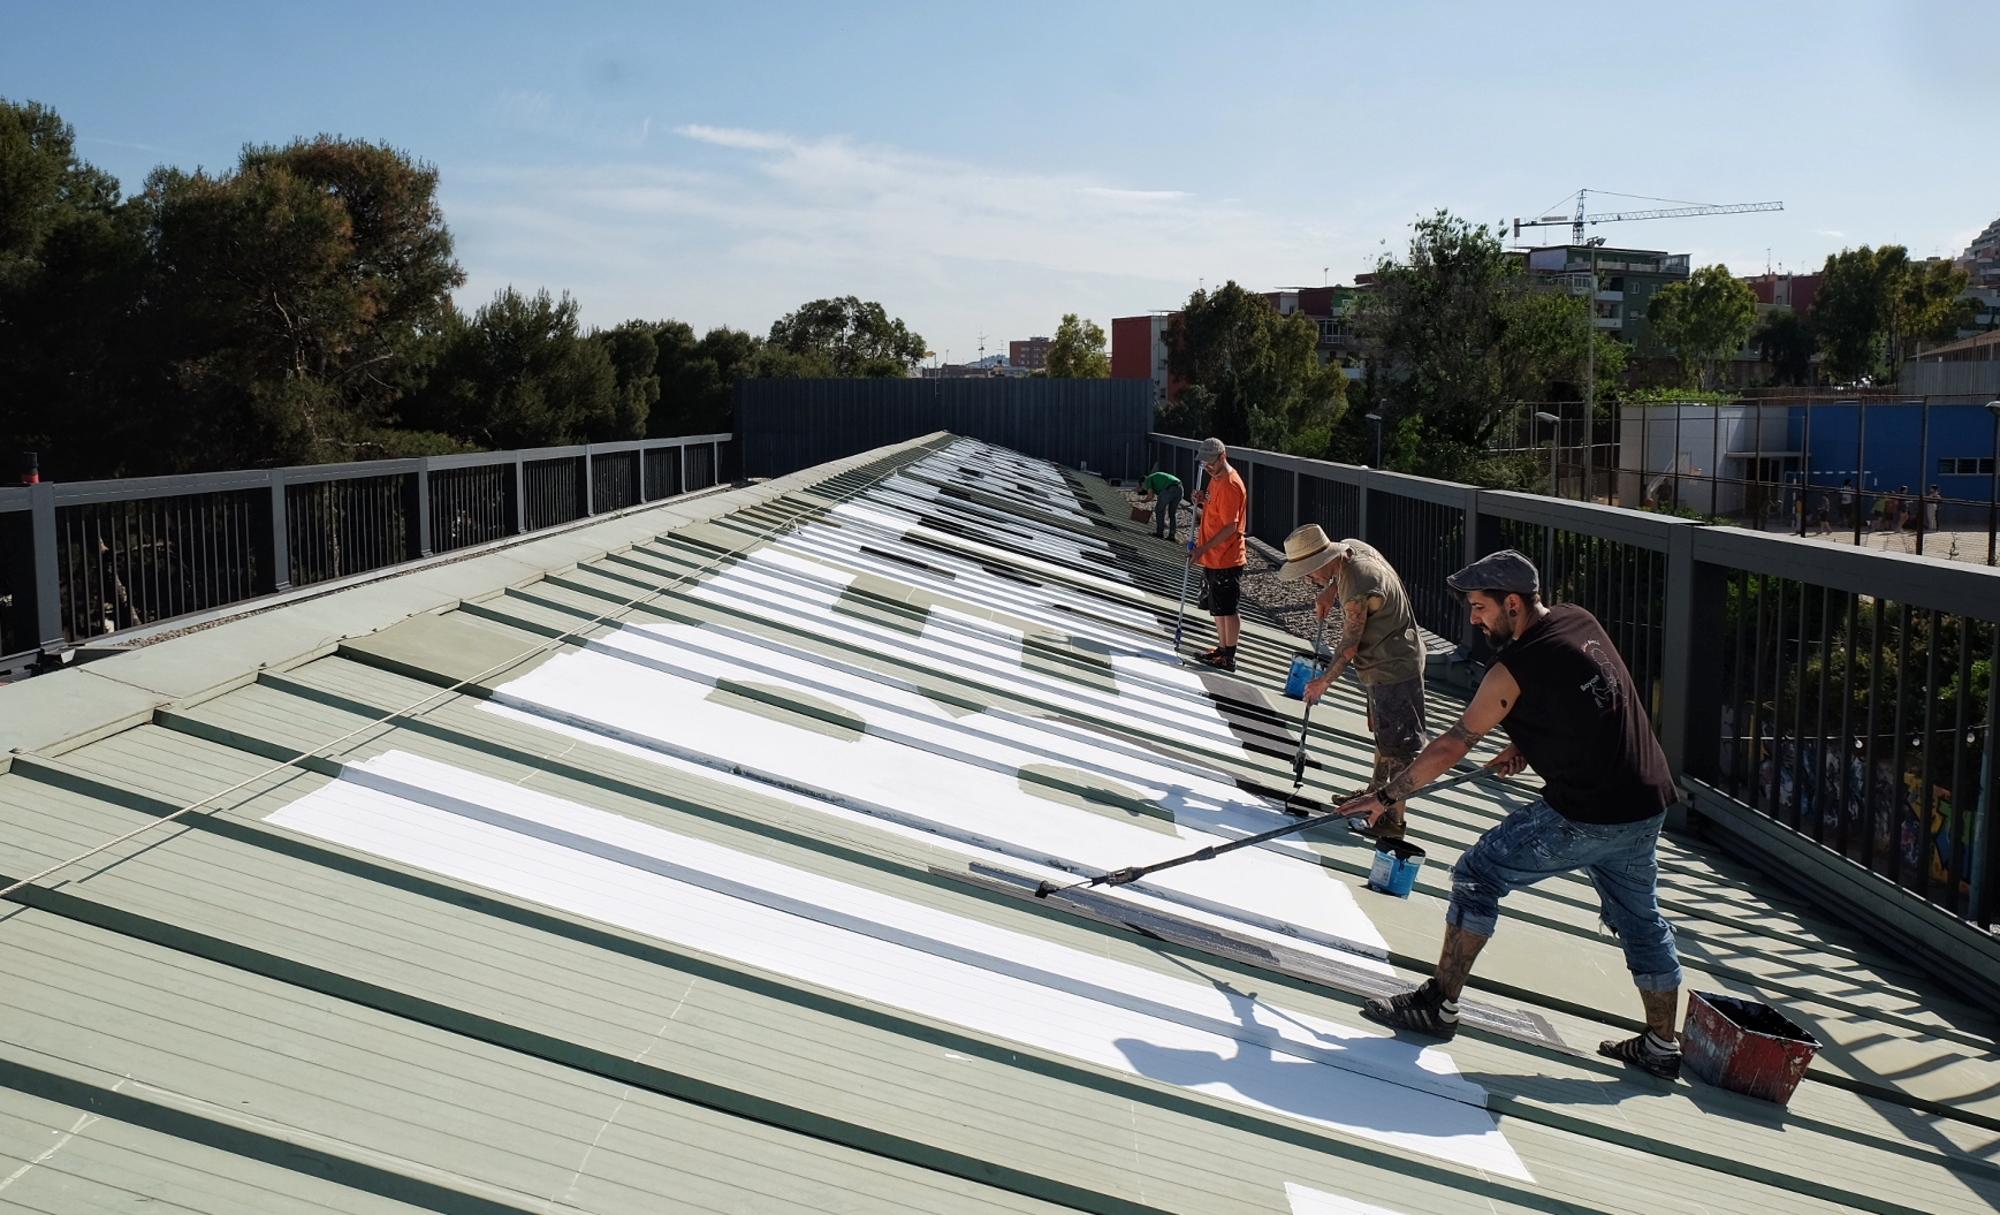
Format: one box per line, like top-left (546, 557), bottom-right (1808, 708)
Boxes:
top-left (1353, 210), bottom-right (1617, 479)
top-left (0, 99), bottom-right (148, 476)
top-left (1815, 245), bottom-right (1973, 383)
top-left (1045, 313), bottom-right (1109, 378)
top-left (592, 321), bottom-right (662, 439)
top-left (1646, 263), bottom-right (1757, 389)
top-left (406, 288), bottom-right (623, 449)
top-left (766, 295), bottom-right (926, 377)
top-left (0, 100), bottom-right (956, 476)
top-left (1163, 281), bottom-right (1345, 455)
top-left (1622, 386), bottom-right (1734, 406)
top-left (650, 322), bottom-right (768, 436)
top-left (1753, 309), bottom-right (1815, 386)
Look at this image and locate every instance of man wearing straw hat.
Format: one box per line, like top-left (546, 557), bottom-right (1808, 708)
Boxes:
top-left (1276, 525), bottom-right (1426, 840)
top-left (1334, 548), bottom-right (1685, 1080)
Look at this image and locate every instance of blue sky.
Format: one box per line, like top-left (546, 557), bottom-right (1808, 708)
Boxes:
top-left (8, 2), bottom-right (1992, 363)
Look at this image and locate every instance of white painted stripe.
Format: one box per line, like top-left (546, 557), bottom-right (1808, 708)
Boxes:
top-left (480, 641), bottom-right (1386, 960)
top-left (681, 550), bottom-right (1265, 762)
top-left (1285, 1183), bottom-right (1412, 1215)
top-left (268, 751), bottom-right (1527, 1180)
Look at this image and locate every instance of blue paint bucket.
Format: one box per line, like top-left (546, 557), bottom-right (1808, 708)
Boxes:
top-left (1366, 839), bottom-right (1426, 898)
top-left (1282, 654), bottom-right (1321, 700)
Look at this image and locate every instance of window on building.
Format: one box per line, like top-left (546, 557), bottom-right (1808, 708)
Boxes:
top-left (1940, 457), bottom-right (1998, 475)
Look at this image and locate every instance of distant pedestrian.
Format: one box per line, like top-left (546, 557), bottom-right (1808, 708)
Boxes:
top-left (1892, 485), bottom-right (1910, 532)
top-left (1925, 485), bottom-right (1943, 533)
top-left (1138, 467), bottom-right (1184, 540)
top-left (1840, 479), bottom-right (1856, 529)
top-left (1815, 494), bottom-right (1833, 535)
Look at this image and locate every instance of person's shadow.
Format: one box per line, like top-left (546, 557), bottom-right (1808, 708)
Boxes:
top-left (1112, 976), bottom-right (1492, 1140)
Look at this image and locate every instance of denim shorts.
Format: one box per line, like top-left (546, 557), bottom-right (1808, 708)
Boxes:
top-left (1446, 798), bottom-right (1682, 992)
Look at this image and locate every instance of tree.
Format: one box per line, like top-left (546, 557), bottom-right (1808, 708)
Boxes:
top-left (1646, 264), bottom-right (1757, 389)
top-left (1887, 256), bottom-right (1973, 368)
top-left (591, 321), bottom-right (660, 439)
top-left (0, 100), bottom-right (151, 478)
top-left (1045, 313), bottom-right (1109, 377)
top-left (766, 295), bottom-right (926, 376)
top-left (1354, 210), bottom-right (1616, 477)
top-left (406, 288), bottom-right (621, 449)
top-left (1163, 281), bottom-right (1345, 453)
top-left (136, 135), bottom-right (465, 468)
top-left (1754, 309), bottom-right (1815, 386)
top-left (1813, 246), bottom-right (1971, 384)
top-left (649, 321), bottom-right (767, 436)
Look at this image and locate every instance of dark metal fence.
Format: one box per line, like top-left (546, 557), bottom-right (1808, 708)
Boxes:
top-left (1152, 432), bottom-right (2000, 938)
top-left (0, 434), bottom-right (731, 673)
top-left (737, 377), bottom-right (1155, 481)
top-left (1505, 395), bottom-right (2000, 565)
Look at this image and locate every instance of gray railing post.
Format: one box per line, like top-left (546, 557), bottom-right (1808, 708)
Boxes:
top-left (582, 448), bottom-right (596, 517)
top-left (264, 470), bottom-right (291, 593)
top-left (713, 440), bottom-right (721, 487)
top-left (1971, 653), bottom-right (2000, 925)
top-left (28, 483), bottom-right (64, 653)
top-left (636, 443), bottom-right (649, 502)
top-left (512, 456), bottom-right (527, 534)
top-left (679, 444), bottom-right (688, 496)
top-left (1459, 485), bottom-right (1483, 654)
top-left (1659, 526), bottom-right (1723, 830)
top-left (1291, 468), bottom-right (1301, 538)
top-left (410, 461), bottom-right (433, 558)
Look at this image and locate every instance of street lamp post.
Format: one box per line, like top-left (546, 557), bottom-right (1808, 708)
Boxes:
top-left (1535, 410), bottom-right (1561, 498)
top-left (1364, 412), bottom-right (1384, 468)
top-left (1986, 400), bottom-right (2000, 566)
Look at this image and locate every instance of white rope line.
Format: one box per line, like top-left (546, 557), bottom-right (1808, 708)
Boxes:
top-left (1, 454), bottom-right (920, 902)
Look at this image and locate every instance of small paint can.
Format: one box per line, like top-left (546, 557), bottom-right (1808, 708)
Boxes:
top-left (1365, 839), bottom-right (1426, 898)
top-left (1282, 654), bottom-right (1321, 699)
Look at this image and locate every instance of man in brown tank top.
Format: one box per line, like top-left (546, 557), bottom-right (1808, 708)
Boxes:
top-left (1276, 525), bottom-right (1426, 839)
top-left (1334, 549), bottom-right (1686, 1079)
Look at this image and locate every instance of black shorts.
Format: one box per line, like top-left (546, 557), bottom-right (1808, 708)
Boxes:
top-left (1199, 564), bottom-right (1244, 616)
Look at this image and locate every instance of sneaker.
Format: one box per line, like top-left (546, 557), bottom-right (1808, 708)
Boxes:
top-left (1360, 979), bottom-right (1458, 1040)
top-left (1598, 1032), bottom-right (1681, 1080)
top-left (1197, 646), bottom-right (1237, 672)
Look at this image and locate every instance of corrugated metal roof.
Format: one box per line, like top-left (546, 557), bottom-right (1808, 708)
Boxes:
top-left (3, 433), bottom-right (1998, 1214)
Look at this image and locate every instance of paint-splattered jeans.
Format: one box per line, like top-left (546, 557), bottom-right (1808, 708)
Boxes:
top-left (1446, 798), bottom-right (1682, 992)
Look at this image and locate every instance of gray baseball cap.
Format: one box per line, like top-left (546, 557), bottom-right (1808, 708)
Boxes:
top-left (1197, 437), bottom-right (1226, 462)
top-left (1447, 549), bottom-right (1540, 597)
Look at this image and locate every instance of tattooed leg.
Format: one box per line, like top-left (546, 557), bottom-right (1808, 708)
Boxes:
top-left (1639, 987), bottom-right (1681, 1042)
top-left (1433, 922), bottom-right (1490, 1000)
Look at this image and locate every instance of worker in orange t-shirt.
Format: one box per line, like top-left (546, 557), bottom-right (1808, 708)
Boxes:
top-left (1188, 436), bottom-right (1248, 671)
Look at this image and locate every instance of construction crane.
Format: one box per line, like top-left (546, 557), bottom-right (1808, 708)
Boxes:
top-left (1502, 189), bottom-right (1783, 507)
top-left (1511, 188), bottom-right (1784, 244)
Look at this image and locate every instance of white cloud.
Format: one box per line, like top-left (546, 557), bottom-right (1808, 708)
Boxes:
top-left (445, 123), bottom-right (1365, 352)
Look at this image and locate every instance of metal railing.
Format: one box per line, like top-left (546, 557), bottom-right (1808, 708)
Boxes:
top-left (1152, 432), bottom-right (2000, 936)
top-left (0, 434), bottom-right (733, 673)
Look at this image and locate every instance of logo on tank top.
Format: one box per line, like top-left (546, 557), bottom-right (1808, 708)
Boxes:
top-left (1579, 639), bottom-right (1624, 712)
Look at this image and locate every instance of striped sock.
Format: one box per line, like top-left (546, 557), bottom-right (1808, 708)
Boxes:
top-left (1644, 1031), bottom-right (1678, 1055)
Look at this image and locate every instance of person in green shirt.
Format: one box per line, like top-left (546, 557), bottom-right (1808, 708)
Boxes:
top-left (1138, 468), bottom-right (1185, 540)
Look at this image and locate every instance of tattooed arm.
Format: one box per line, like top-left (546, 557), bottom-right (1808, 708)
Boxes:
top-left (1338, 663), bottom-right (1520, 823)
top-left (1303, 597), bottom-right (1371, 704)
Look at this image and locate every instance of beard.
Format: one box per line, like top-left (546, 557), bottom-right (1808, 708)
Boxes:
top-left (1479, 616), bottom-right (1518, 648)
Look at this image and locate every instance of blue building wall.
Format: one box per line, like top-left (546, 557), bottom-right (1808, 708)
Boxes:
top-left (1788, 401), bottom-right (1999, 519)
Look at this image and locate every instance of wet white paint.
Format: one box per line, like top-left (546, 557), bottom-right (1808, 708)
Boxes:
top-left (479, 625), bottom-right (1388, 959)
top-left (1285, 1183), bottom-right (1411, 1215)
top-left (268, 750), bottom-right (1527, 1180)
top-left (682, 548), bottom-right (1260, 765)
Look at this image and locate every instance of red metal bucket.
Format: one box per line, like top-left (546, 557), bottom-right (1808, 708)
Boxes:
top-left (1681, 991), bottom-right (1822, 1105)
